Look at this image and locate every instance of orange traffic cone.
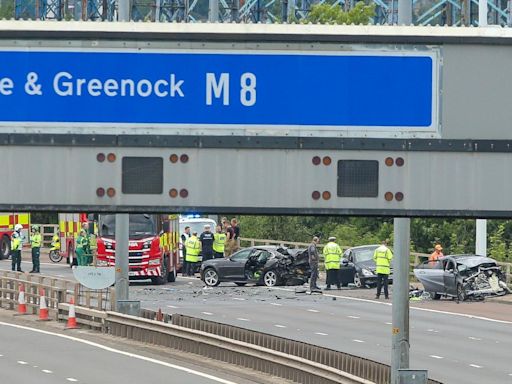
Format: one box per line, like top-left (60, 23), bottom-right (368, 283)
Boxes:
top-left (14, 284), bottom-right (28, 316)
top-left (38, 289), bottom-right (50, 321)
top-left (65, 297), bottom-right (79, 330)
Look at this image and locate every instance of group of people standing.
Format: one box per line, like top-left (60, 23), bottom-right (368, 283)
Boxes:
top-left (308, 237), bottom-right (394, 299)
top-left (10, 224), bottom-right (42, 273)
top-left (181, 217), bottom-right (240, 277)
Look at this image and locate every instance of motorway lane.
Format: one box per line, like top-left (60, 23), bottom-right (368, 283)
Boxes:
top-left (0, 318), bottom-right (255, 384)
top-left (4, 259), bottom-right (512, 383)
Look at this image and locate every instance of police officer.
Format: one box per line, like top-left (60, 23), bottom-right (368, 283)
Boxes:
top-left (373, 240), bottom-right (393, 299)
top-left (213, 225), bottom-right (226, 258)
top-left (11, 224), bottom-right (24, 272)
top-left (30, 225), bottom-right (42, 273)
top-left (184, 231), bottom-right (201, 276)
top-left (323, 236), bottom-right (342, 290)
top-left (181, 226), bottom-right (191, 276)
top-left (199, 224), bottom-right (215, 262)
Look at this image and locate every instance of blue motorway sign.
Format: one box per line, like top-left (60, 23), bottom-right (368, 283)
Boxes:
top-left (0, 50), bottom-right (436, 129)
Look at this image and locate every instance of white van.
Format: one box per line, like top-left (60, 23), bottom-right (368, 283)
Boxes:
top-left (179, 216), bottom-right (217, 264)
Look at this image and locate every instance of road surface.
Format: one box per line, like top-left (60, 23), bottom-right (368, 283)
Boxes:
top-left (3, 257), bottom-right (512, 384)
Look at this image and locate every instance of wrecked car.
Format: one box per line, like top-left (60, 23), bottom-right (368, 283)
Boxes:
top-left (200, 246), bottom-right (310, 287)
top-left (414, 255), bottom-right (511, 300)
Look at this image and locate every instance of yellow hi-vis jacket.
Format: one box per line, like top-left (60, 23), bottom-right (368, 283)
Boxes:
top-left (11, 232), bottom-right (21, 251)
top-left (31, 233), bottom-right (42, 248)
top-left (323, 241), bottom-right (342, 270)
top-left (213, 232), bottom-right (226, 253)
top-left (185, 235), bottom-right (201, 262)
top-left (373, 245), bottom-right (393, 275)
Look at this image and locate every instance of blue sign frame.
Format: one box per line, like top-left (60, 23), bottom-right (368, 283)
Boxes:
top-left (0, 49), bottom-right (437, 130)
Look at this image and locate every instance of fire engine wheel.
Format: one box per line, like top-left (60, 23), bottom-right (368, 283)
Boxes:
top-left (1, 235), bottom-right (10, 260)
top-left (263, 270), bottom-right (279, 287)
top-left (152, 258), bottom-right (167, 285)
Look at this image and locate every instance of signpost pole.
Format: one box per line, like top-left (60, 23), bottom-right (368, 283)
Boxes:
top-left (118, 0), bottom-right (130, 21)
top-left (115, 213), bottom-right (129, 311)
top-left (391, 218), bottom-right (410, 384)
top-left (397, 0), bottom-right (412, 24)
top-left (476, 219), bottom-right (487, 256)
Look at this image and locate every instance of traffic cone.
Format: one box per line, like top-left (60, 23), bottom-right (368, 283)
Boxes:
top-left (38, 288), bottom-right (50, 321)
top-left (65, 297), bottom-right (79, 330)
top-left (14, 284), bottom-right (28, 316)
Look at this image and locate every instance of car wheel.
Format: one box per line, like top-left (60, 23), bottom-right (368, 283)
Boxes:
top-left (235, 282), bottom-right (246, 287)
top-left (263, 270), bottom-right (278, 287)
top-left (354, 273), bottom-right (365, 288)
top-left (456, 284), bottom-right (466, 302)
top-left (429, 292), bottom-right (441, 300)
top-left (203, 268), bottom-right (220, 287)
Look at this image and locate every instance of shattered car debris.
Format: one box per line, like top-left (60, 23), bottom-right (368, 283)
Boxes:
top-left (414, 255), bottom-right (511, 300)
top-left (201, 246), bottom-right (311, 287)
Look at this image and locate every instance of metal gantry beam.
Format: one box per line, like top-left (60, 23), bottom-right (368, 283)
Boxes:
top-left (8, 0), bottom-right (512, 28)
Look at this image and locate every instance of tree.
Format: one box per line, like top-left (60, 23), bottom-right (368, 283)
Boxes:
top-left (0, 2), bottom-right (14, 19)
top-left (304, 2), bottom-right (376, 25)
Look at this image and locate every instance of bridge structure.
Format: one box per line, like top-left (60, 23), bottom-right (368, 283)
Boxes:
top-left (7, 0), bottom-right (512, 26)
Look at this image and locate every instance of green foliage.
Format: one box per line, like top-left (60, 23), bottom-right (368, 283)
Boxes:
top-left (0, 2), bottom-right (14, 19)
top-left (304, 2), bottom-right (376, 25)
top-left (489, 223), bottom-right (508, 261)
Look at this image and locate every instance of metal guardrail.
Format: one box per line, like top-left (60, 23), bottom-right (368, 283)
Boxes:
top-left (106, 311), bottom-right (373, 384)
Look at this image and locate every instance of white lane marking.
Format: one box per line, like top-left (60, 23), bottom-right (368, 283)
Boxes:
top-left (66, 378), bottom-right (78, 382)
top-left (232, 298), bottom-right (246, 301)
top-left (468, 336), bottom-right (482, 341)
top-left (347, 316), bottom-right (360, 319)
top-left (167, 305), bottom-right (179, 309)
top-left (201, 312), bottom-right (213, 316)
top-left (17, 361), bottom-right (28, 365)
top-left (0, 321), bottom-right (239, 384)
top-left (307, 309), bottom-right (319, 313)
top-left (236, 318), bottom-right (250, 322)
top-left (269, 286), bottom-right (512, 324)
top-left (274, 324), bottom-right (287, 328)
top-left (429, 355), bottom-right (444, 359)
top-left (0, 354), bottom-right (3, 357)
top-left (469, 364), bottom-right (482, 369)
top-left (42, 369), bottom-right (53, 374)
top-left (352, 339), bottom-right (365, 343)
top-left (315, 332), bottom-right (328, 336)
top-left (508, 373), bottom-right (512, 376)
top-left (385, 322), bottom-right (392, 325)
top-left (427, 329), bottom-right (439, 333)
top-left (33, 365), bottom-right (38, 368)
top-left (270, 303), bottom-right (282, 306)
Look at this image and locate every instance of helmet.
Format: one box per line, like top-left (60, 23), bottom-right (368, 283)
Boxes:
top-left (14, 224), bottom-right (23, 231)
top-left (32, 225), bottom-right (39, 231)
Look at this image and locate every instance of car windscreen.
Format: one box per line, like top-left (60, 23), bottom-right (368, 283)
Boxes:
top-left (354, 248), bottom-right (376, 263)
top-left (99, 214), bottom-right (156, 239)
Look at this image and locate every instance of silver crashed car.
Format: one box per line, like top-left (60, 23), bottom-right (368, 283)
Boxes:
top-left (414, 254), bottom-right (511, 301)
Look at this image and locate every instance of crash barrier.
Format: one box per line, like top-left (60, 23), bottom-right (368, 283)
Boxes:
top-left (106, 311), bottom-right (373, 384)
top-left (240, 238), bottom-right (512, 284)
top-left (171, 314), bottom-right (443, 384)
top-left (0, 270), bottom-right (113, 315)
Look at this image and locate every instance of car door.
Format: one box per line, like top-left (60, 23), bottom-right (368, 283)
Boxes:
top-left (339, 250), bottom-right (356, 285)
top-left (223, 248), bottom-right (254, 280)
top-left (443, 258), bottom-right (458, 296)
top-left (414, 260), bottom-right (445, 293)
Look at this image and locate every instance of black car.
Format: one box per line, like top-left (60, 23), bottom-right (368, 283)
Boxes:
top-left (200, 246), bottom-right (310, 287)
top-left (339, 245), bottom-right (394, 288)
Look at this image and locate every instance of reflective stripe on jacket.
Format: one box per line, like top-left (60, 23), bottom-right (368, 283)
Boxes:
top-left (31, 233), bottom-right (42, 248)
top-left (185, 236), bottom-right (201, 262)
top-left (213, 233), bottom-right (226, 253)
top-left (373, 245), bottom-right (393, 275)
top-left (323, 242), bottom-right (342, 270)
top-left (11, 232), bottom-right (21, 251)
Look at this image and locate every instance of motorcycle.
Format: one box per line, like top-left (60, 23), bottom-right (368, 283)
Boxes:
top-left (49, 234), bottom-right (63, 263)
